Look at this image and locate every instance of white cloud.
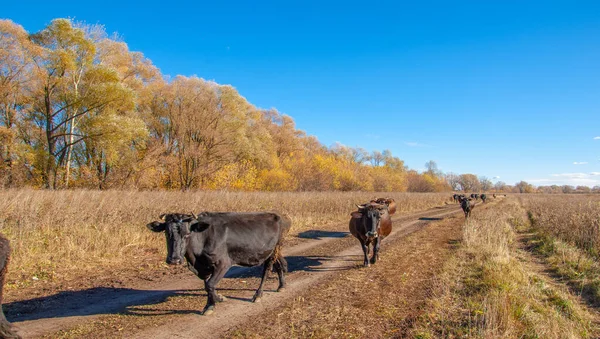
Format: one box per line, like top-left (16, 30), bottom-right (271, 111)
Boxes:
top-left (530, 172), bottom-right (600, 186)
top-left (404, 141), bottom-right (431, 147)
top-left (552, 173), bottom-right (587, 178)
top-left (573, 162), bottom-right (588, 165)
top-left (594, 136), bottom-right (600, 140)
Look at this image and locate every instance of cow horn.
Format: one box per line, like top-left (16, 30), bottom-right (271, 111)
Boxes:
top-left (159, 213), bottom-right (167, 220)
top-left (191, 212), bottom-right (197, 219)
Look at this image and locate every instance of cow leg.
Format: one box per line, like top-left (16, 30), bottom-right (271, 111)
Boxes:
top-left (274, 256), bottom-right (288, 292)
top-left (360, 240), bottom-right (370, 267)
top-left (252, 257), bottom-right (275, 302)
top-left (202, 261), bottom-right (231, 315)
top-left (370, 237), bottom-right (381, 265)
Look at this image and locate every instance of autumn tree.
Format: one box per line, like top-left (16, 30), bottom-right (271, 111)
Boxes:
top-left (27, 19), bottom-right (135, 188)
top-left (494, 181), bottom-right (507, 192)
top-left (479, 176), bottom-right (493, 192)
top-left (445, 172), bottom-right (461, 191)
top-left (459, 173), bottom-right (481, 192)
top-left (515, 181), bottom-right (534, 193)
top-left (0, 17), bottom-right (515, 193)
top-left (425, 160), bottom-right (441, 177)
top-left (0, 20), bottom-right (40, 187)
top-left (370, 150), bottom-right (384, 166)
top-left (406, 170), bottom-right (436, 192)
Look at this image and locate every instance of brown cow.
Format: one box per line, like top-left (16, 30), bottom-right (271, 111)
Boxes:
top-left (0, 235), bottom-right (19, 339)
top-left (373, 198), bottom-right (397, 215)
top-left (349, 202), bottom-right (392, 267)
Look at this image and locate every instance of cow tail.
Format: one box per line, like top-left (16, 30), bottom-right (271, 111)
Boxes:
top-left (272, 214), bottom-right (291, 273)
top-left (271, 243), bottom-right (288, 273)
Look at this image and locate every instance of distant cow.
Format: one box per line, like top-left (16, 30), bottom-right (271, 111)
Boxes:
top-left (373, 198), bottom-right (397, 215)
top-left (452, 194), bottom-right (459, 203)
top-left (0, 235), bottom-right (20, 339)
top-left (147, 212), bottom-right (290, 315)
top-left (349, 202), bottom-right (392, 267)
top-left (461, 198), bottom-right (473, 218)
top-left (493, 194), bottom-right (496, 199)
top-left (481, 194), bottom-right (487, 203)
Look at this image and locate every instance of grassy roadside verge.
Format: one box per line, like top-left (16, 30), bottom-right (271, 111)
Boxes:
top-left (413, 199), bottom-right (598, 338)
top-left (524, 206), bottom-right (600, 309)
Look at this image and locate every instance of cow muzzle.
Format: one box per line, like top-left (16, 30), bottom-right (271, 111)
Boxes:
top-left (366, 231), bottom-right (378, 238)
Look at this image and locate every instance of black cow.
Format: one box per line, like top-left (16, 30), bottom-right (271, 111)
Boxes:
top-left (461, 198), bottom-right (473, 218)
top-left (147, 212), bottom-right (290, 315)
top-left (0, 235), bottom-right (20, 339)
top-left (349, 202), bottom-right (392, 267)
top-left (452, 194), bottom-right (459, 203)
top-left (481, 193), bottom-right (487, 203)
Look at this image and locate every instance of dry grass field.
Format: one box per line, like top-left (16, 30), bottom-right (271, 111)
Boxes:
top-left (414, 197), bottom-right (600, 338)
top-left (522, 194), bottom-right (600, 256)
top-left (0, 189), bottom-right (451, 289)
top-left (6, 191), bottom-right (600, 338)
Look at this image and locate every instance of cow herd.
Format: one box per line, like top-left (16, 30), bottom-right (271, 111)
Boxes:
top-left (452, 193), bottom-right (495, 218)
top-left (145, 197), bottom-right (398, 316)
top-left (0, 194), bottom-right (462, 337)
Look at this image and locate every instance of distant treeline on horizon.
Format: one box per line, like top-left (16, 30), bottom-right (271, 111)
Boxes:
top-left (0, 18), bottom-right (595, 194)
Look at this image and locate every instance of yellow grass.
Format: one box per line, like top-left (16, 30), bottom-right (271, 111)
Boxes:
top-left (0, 189), bottom-right (451, 286)
top-left (521, 194), bottom-right (600, 256)
top-left (414, 199), bottom-right (597, 338)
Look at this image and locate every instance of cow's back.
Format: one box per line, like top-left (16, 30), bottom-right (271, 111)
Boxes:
top-left (378, 212), bottom-right (392, 238)
top-left (387, 201), bottom-right (397, 215)
top-left (214, 212), bottom-right (286, 267)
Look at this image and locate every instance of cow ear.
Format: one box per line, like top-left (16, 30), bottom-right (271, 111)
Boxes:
top-left (190, 220), bottom-right (210, 233)
top-left (351, 211), bottom-right (362, 219)
top-left (147, 221), bottom-right (166, 232)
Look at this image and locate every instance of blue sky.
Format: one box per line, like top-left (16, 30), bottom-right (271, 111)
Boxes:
top-left (3, 1), bottom-right (600, 186)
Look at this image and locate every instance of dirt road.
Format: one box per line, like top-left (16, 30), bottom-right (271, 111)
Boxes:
top-left (9, 201), bottom-right (477, 338)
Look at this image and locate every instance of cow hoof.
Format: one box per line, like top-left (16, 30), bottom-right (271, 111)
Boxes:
top-left (277, 287), bottom-right (286, 293)
top-left (217, 294), bottom-right (227, 302)
top-left (203, 308), bottom-right (215, 316)
top-left (252, 296), bottom-right (262, 303)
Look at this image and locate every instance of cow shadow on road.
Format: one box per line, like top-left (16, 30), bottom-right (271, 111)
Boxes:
top-left (7, 256), bottom-right (361, 323)
top-left (6, 286), bottom-right (200, 322)
top-left (297, 230), bottom-right (350, 240)
top-left (226, 254), bottom-right (359, 280)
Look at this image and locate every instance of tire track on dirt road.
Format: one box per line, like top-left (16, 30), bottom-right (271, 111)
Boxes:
top-left (13, 203), bottom-right (470, 338)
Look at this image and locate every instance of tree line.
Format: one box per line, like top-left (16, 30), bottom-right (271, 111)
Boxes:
top-left (1, 18), bottom-right (595, 193)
